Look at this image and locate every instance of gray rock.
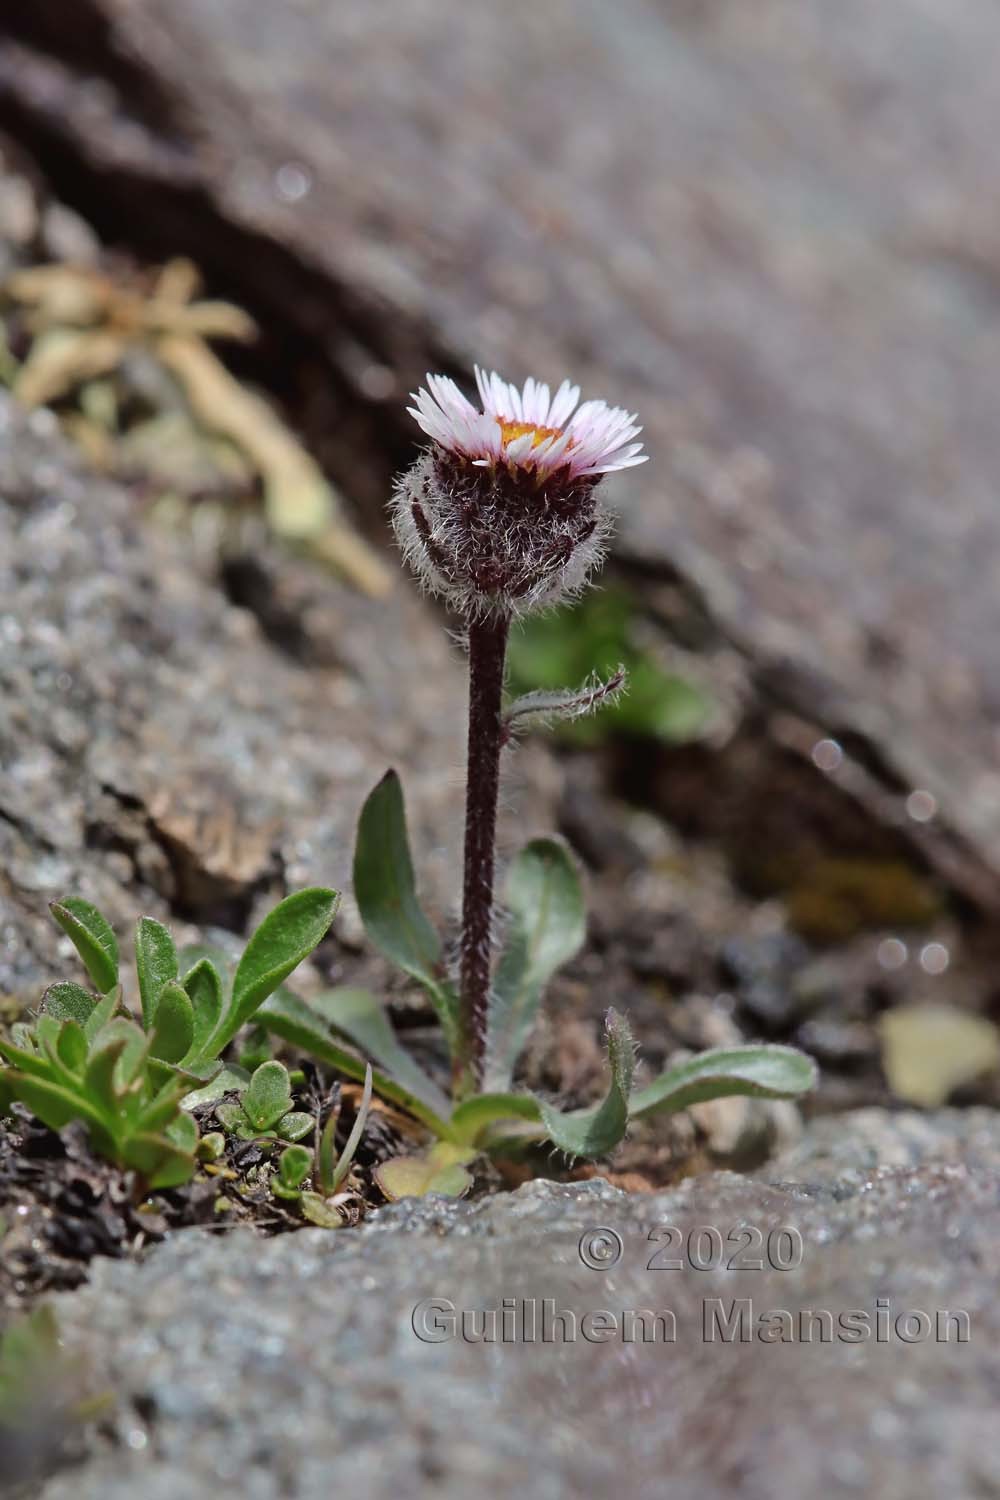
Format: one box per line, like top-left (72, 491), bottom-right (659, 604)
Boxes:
top-left (2, 0), bottom-right (999, 909)
top-left (0, 393), bottom-right (550, 997)
top-left (31, 1111), bottom-right (1000, 1499)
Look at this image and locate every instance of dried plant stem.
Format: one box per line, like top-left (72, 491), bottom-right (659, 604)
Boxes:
top-left (459, 611), bottom-right (510, 1087)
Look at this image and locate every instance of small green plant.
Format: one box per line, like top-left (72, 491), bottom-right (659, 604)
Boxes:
top-left (272, 1143), bottom-right (313, 1201)
top-left (258, 776), bottom-right (816, 1170)
top-left (0, 888), bottom-right (337, 1188)
top-left (253, 366), bottom-right (818, 1187)
top-left (270, 1064), bottom-right (375, 1225)
top-left (215, 1061), bottom-right (314, 1142)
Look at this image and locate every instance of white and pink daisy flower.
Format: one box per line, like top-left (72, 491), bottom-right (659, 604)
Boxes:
top-left (394, 364), bottom-right (647, 617)
top-left (408, 366), bottom-right (647, 482)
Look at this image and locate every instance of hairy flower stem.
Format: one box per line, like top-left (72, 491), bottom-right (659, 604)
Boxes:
top-left (458, 611), bottom-right (510, 1091)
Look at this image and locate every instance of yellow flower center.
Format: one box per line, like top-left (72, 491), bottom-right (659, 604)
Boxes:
top-left (496, 417), bottom-right (566, 451)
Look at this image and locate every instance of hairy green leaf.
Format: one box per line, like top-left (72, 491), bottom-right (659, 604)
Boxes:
top-left (182, 958), bottom-right (225, 1059)
top-left (258, 988), bottom-right (454, 1139)
top-left (85, 1022), bottom-right (148, 1103)
top-left (178, 942), bottom-right (233, 993)
top-left (83, 986), bottom-right (121, 1043)
top-left (55, 1020), bottom-right (88, 1075)
top-left (149, 981), bottom-right (195, 1064)
top-left (34, 1014), bottom-right (65, 1060)
top-left (138, 1072), bottom-right (192, 1133)
top-left (165, 1110), bottom-right (199, 1153)
top-left (135, 917), bottom-right (178, 1030)
top-left (209, 888), bottom-right (339, 1054)
top-left (0, 1037), bottom-right (54, 1081)
top-left (244, 1061), bottom-right (293, 1131)
top-left (3, 1073), bottom-right (110, 1136)
top-left (507, 587), bottom-right (710, 747)
top-left (486, 838), bottom-right (586, 1091)
top-left (353, 772), bottom-right (457, 1045)
top-left (50, 898), bottom-right (118, 993)
top-left (502, 668), bottom-right (626, 739)
top-left (629, 1045), bottom-right (818, 1118)
top-left (41, 982), bottom-right (95, 1026)
top-left (538, 1008), bottom-right (635, 1158)
top-left (308, 988), bottom-right (450, 1118)
top-left (276, 1143), bottom-right (312, 1193)
top-left (276, 1111), bottom-right (314, 1143)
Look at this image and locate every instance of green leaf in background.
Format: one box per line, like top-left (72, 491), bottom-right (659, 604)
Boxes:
top-left (307, 987), bottom-right (451, 1118)
top-left (258, 988), bottom-right (454, 1139)
top-left (506, 585), bottom-right (709, 746)
top-left (628, 1044), bottom-right (818, 1118)
top-left (182, 958), bottom-right (225, 1059)
top-left (148, 980), bottom-right (195, 1064)
top-left (41, 982), bottom-right (95, 1027)
top-left (353, 772), bottom-right (458, 1046)
top-left (49, 898), bottom-right (119, 993)
top-left (135, 917), bottom-right (179, 1030)
top-left (243, 1060), bottom-right (293, 1131)
top-left (538, 1008), bottom-right (635, 1158)
top-left (485, 838), bottom-right (587, 1091)
top-left (208, 887), bottom-right (339, 1054)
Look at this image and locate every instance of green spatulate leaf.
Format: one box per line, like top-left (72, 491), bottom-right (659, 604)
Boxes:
top-left (353, 772), bottom-right (458, 1046)
top-left (135, 917), bottom-right (178, 1030)
top-left (49, 899), bottom-right (118, 993)
top-left (629, 1045), bottom-right (818, 1118)
top-left (207, 887), bottom-right (339, 1054)
top-left (148, 981), bottom-right (195, 1065)
top-left (485, 838), bottom-right (586, 1090)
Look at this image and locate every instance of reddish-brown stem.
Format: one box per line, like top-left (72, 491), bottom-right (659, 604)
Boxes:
top-left (458, 611), bottom-right (510, 1090)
